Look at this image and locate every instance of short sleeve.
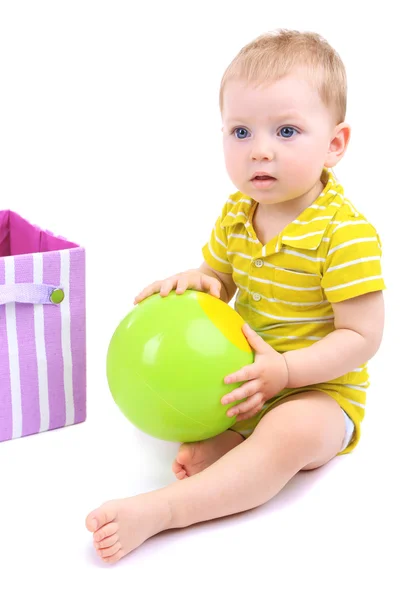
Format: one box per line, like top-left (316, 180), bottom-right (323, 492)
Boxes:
top-left (202, 202), bottom-right (233, 274)
top-left (321, 218), bottom-right (386, 303)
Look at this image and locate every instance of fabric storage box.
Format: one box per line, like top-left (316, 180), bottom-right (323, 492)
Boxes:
top-left (0, 210), bottom-right (86, 442)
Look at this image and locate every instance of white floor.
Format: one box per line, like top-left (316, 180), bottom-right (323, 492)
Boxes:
top-left (1, 351), bottom-right (398, 599)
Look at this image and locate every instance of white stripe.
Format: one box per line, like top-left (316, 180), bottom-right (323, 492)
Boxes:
top-left (227, 251), bottom-right (252, 260)
top-left (228, 233), bottom-right (259, 244)
top-left (60, 251), bottom-right (75, 426)
top-left (332, 220), bottom-right (368, 234)
top-left (208, 243), bottom-right (230, 265)
top-left (214, 228), bottom-right (227, 249)
top-left (324, 275), bottom-right (383, 293)
top-left (343, 200), bottom-right (359, 216)
top-left (256, 319), bottom-right (333, 332)
top-left (282, 230), bottom-right (326, 242)
top-left (227, 197), bottom-right (252, 206)
top-left (233, 266), bottom-right (322, 291)
top-left (326, 190), bottom-right (344, 199)
top-left (281, 248), bottom-right (325, 262)
top-left (309, 204), bottom-right (328, 210)
top-left (264, 263), bottom-right (321, 277)
top-left (250, 274), bottom-right (320, 291)
top-left (326, 256), bottom-right (381, 273)
top-left (33, 253), bottom-right (50, 432)
top-left (327, 237), bottom-right (377, 256)
top-left (235, 301), bottom-right (334, 323)
top-left (293, 216), bottom-right (332, 224)
top-left (345, 398), bottom-right (365, 410)
top-left (232, 266), bottom-right (248, 276)
top-left (215, 235), bottom-right (227, 249)
top-left (227, 211), bottom-right (247, 219)
top-left (237, 285), bottom-right (330, 307)
top-left (4, 257), bottom-right (22, 439)
top-left (342, 383), bottom-right (369, 391)
top-left (259, 332), bottom-right (323, 341)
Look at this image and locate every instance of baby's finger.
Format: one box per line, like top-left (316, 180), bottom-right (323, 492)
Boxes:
top-left (159, 277), bottom-right (179, 297)
top-left (224, 363), bottom-right (258, 386)
top-left (227, 392), bottom-right (264, 418)
top-left (235, 402), bottom-right (265, 422)
top-left (222, 380), bottom-right (259, 407)
top-left (134, 281), bottom-right (161, 304)
top-left (200, 274), bottom-right (221, 298)
top-left (176, 275), bottom-right (189, 294)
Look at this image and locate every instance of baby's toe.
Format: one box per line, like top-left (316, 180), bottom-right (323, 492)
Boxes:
top-left (172, 460), bottom-right (187, 480)
top-left (103, 548), bottom-right (125, 564)
top-left (172, 459), bottom-right (186, 474)
top-left (86, 502), bottom-right (117, 533)
top-left (95, 533), bottom-right (120, 551)
top-left (97, 541), bottom-right (122, 559)
top-left (94, 522), bottom-right (119, 543)
top-left (172, 459), bottom-right (180, 473)
top-left (176, 443), bottom-right (194, 466)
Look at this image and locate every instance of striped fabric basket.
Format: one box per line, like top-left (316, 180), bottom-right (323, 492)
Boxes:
top-left (0, 210), bottom-right (86, 442)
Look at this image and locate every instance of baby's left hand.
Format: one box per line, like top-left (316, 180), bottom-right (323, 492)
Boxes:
top-left (221, 323), bottom-right (289, 422)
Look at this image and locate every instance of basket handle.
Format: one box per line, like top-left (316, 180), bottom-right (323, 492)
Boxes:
top-left (0, 283), bottom-right (64, 305)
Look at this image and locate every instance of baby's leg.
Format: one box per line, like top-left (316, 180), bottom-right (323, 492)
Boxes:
top-left (86, 391), bottom-right (346, 563)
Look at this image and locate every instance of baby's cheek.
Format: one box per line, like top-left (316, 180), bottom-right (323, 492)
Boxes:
top-left (224, 151), bottom-right (245, 183)
top-left (286, 151), bottom-right (312, 172)
top-left (285, 151), bottom-right (322, 187)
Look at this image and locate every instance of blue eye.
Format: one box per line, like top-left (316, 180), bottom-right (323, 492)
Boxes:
top-left (278, 126), bottom-right (298, 138)
top-left (233, 127), bottom-right (250, 139)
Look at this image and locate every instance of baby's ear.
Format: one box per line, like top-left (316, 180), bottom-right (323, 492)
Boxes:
top-left (325, 122), bottom-right (351, 168)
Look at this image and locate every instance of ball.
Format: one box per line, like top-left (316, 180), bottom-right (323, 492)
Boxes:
top-left (106, 290), bottom-right (254, 442)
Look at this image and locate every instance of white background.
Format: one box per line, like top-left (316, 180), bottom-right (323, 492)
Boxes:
top-left (0, 1), bottom-right (398, 598)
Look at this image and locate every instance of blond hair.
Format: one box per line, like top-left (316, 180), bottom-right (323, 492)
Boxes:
top-left (219, 29), bottom-right (347, 123)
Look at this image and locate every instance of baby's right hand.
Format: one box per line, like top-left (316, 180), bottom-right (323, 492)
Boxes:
top-left (134, 269), bottom-right (222, 305)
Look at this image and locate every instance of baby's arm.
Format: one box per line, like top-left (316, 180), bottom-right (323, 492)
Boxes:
top-left (283, 291), bottom-right (384, 387)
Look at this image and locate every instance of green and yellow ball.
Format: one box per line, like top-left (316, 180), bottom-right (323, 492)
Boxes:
top-left (106, 290), bottom-right (254, 442)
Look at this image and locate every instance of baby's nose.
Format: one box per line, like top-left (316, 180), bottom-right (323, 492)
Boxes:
top-left (251, 138), bottom-right (275, 161)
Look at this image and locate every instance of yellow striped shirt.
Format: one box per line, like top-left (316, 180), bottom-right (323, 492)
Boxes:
top-left (202, 168), bottom-right (385, 393)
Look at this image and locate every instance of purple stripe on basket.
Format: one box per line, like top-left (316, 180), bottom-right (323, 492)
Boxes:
top-left (14, 254), bottom-right (41, 436)
top-left (69, 248), bottom-right (86, 424)
top-left (43, 251), bottom-right (65, 429)
top-left (0, 258), bottom-right (13, 441)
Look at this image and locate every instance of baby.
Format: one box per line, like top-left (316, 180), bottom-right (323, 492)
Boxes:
top-left (86, 29), bottom-right (385, 563)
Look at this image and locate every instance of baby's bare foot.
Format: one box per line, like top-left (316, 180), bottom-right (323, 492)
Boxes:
top-left (86, 492), bottom-right (171, 564)
top-left (172, 429), bottom-right (244, 479)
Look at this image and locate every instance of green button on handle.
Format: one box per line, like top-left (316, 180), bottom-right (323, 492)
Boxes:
top-left (50, 288), bottom-right (65, 304)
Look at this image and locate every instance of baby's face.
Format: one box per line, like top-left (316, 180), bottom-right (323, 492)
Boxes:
top-left (221, 70), bottom-right (339, 206)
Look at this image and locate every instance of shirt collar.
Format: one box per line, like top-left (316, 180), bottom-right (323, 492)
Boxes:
top-left (279, 169), bottom-right (345, 250)
top-left (221, 169), bottom-right (345, 251)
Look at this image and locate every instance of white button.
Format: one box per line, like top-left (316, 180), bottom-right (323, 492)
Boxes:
top-left (254, 259), bottom-right (263, 268)
top-left (253, 293), bottom-right (261, 301)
